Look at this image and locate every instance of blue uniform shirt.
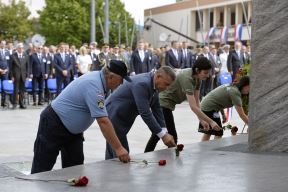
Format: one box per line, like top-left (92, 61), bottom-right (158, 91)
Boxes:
top-left (51, 70), bottom-right (108, 134)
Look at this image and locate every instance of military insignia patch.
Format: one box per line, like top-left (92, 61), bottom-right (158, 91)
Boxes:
top-left (97, 100), bottom-right (105, 109)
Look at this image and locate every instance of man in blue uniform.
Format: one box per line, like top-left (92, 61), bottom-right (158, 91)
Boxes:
top-left (105, 66), bottom-right (177, 159)
top-left (31, 60), bottom-right (131, 174)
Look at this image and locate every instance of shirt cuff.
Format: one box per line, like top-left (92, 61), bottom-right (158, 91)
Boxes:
top-left (156, 127), bottom-right (168, 138)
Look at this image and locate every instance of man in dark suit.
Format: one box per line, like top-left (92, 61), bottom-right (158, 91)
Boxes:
top-left (165, 41), bottom-right (183, 69)
top-left (10, 43), bottom-right (29, 109)
top-left (30, 45), bottom-right (47, 105)
top-left (105, 66), bottom-right (177, 159)
top-left (129, 41), bottom-right (153, 75)
top-left (42, 46), bottom-right (53, 101)
top-left (0, 40), bottom-right (10, 107)
top-left (181, 41), bottom-right (195, 68)
top-left (53, 43), bottom-right (73, 96)
top-left (209, 45), bottom-right (222, 88)
top-left (227, 41), bottom-right (244, 80)
top-left (89, 42), bottom-right (100, 71)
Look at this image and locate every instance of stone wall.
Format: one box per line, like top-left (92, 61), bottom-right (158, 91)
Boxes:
top-left (249, 0), bottom-right (288, 151)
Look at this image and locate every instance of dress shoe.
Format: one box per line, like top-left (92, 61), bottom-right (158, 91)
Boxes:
top-left (38, 102), bottom-right (44, 106)
top-left (20, 105), bottom-right (27, 109)
top-left (33, 103), bottom-right (37, 106)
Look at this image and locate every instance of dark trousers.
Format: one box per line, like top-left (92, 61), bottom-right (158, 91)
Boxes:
top-left (13, 78), bottom-right (25, 106)
top-left (0, 73), bottom-right (8, 105)
top-left (200, 76), bottom-right (213, 100)
top-left (32, 75), bottom-right (44, 103)
top-left (31, 105), bottom-right (84, 174)
top-left (105, 135), bottom-right (129, 160)
top-left (144, 107), bottom-right (178, 152)
top-left (56, 76), bottom-right (70, 96)
top-left (44, 79), bottom-right (50, 102)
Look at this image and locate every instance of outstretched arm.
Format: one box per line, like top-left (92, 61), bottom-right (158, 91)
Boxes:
top-left (187, 94), bottom-right (221, 131)
top-left (97, 117), bottom-right (130, 163)
top-left (234, 105), bottom-right (249, 124)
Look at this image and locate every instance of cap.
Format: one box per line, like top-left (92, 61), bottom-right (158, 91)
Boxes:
top-left (107, 60), bottom-right (131, 82)
top-left (102, 43), bottom-right (109, 48)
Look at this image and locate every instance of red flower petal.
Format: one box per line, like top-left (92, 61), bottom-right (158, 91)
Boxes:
top-left (158, 160), bottom-right (166, 166)
top-left (177, 144), bottom-right (184, 151)
top-left (73, 176), bottom-right (89, 186)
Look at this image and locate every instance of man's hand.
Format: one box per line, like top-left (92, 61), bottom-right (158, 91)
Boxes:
top-left (210, 121), bottom-right (221, 131)
top-left (200, 120), bottom-right (210, 131)
top-left (62, 70), bottom-right (68, 76)
top-left (115, 147), bottom-right (130, 163)
top-left (161, 133), bottom-right (176, 148)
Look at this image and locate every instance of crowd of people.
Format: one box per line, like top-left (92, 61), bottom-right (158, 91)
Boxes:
top-left (0, 39), bottom-right (250, 173)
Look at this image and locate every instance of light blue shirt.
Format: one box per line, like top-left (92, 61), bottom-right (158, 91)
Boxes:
top-left (51, 70), bottom-right (108, 134)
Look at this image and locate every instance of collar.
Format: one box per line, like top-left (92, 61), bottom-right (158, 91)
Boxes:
top-left (100, 70), bottom-right (108, 97)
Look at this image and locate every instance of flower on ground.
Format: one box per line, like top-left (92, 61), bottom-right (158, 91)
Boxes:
top-left (175, 144), bottom-right (184, 156)
top-left (67, 176), bottom-right (89, 186)
top-left (158, 160), bottom-right (166, 166)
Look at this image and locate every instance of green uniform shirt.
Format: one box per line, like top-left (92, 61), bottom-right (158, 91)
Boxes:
top-left (201, 85), bottom-right (242, 112)
top-left (160, 68), bottom-right (200, 111)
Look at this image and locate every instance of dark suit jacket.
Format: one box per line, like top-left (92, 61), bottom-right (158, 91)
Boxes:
top-left (53, 52), bottom-right (72, 77)
top-left (165, 49), bottom-right (183, 69)
top-left (43, 53), bottom-right (54, 77)
top-left (130, 49), bottom-right (153, 74)
top-left (10, 52), bottom-right (29, 82)
top-left (0, 50), bottom-right (10, 70)
top-left (227, 50), bottom-right (244, 77)
top-left (209, 53), bottom-right (222, 76)
top-left (181, 49), bottom-right (195, 68)
top-left (105, 72), bottom-right (166, 136)
top-left (30, 53), bottom-right (46, 77)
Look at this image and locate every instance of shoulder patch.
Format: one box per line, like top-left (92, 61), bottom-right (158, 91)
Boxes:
top-left (97, 100), bottom-right (105, 109)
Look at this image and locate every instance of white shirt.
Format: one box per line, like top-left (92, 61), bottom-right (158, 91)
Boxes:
top-left (219, 52), bottom-right (229, 73)
top-left (172, 48), bottom-right (178, 60)
top-left (76, 54), bottom-right (92, 74)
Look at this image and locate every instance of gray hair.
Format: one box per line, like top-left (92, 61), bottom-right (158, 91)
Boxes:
top-left (156, 66), bottom-right (176, 81)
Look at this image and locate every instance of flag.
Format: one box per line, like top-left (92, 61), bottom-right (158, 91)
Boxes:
top-left (205, 27), bottom-right (216, 42)
top-left (225, 107), bottom-right (233, 123)
top-left (220, 26), bottom-right (228, 44)
top-left (234, 24), bottom-right (243, 41)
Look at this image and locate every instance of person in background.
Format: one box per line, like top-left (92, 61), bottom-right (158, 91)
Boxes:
top-left (76, 46), bottom-right (92, 77)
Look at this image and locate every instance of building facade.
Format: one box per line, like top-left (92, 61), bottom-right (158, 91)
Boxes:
top-left (144, 0), bottom-right (252, 48)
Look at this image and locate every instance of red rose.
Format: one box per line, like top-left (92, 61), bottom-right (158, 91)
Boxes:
top-left (231, 126), bottom-right (238, 136)
top-left (158, 160), bottom-right (166, 166)
top-left (71, 176), bottom-right (89, 186)
top-left (177, 144), bottom-right (184, 151)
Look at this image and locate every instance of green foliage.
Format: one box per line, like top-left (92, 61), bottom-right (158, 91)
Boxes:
top-left (38, 0), bottom-right (89, 46)
top-left (235, 64), bottom-right (250, 115)
top-left (38, 0), bottom-right (135, 47)
top-left (0, 0), bottom-right (32, 41)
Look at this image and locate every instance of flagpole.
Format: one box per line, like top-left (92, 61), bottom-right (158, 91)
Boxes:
top-left (240, 0), bottom-right (251, 40)
top-left (196, 0), bottom-right (205, 44)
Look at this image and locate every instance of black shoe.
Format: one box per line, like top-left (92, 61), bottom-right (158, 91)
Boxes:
top-left (33, 103), bottom-right (37, 106)
top-left (12, 104), bottom-right (17, 109)
top-left (20, 105), bottom-right (27, 109)
top-left (1, 102), bottom-right (7, 107)
top-left (38, 102), bottom-right (44, 106)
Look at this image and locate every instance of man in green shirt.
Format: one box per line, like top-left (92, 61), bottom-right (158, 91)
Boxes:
top-left (145, 57), bottom-right (221, 152)
top-left (198, 76), bottom-right (249, 141)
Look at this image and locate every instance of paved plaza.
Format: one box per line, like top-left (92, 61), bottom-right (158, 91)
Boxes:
top-left (0, 102), bottom-right (244, 172)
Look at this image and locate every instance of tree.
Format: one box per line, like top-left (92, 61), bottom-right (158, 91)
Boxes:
top-left (38, 0), bottom-right (135, 47)
top-left (38, 0), bottom-right (89, 46)
top-left (0, 0), bottom-right (32, 42)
